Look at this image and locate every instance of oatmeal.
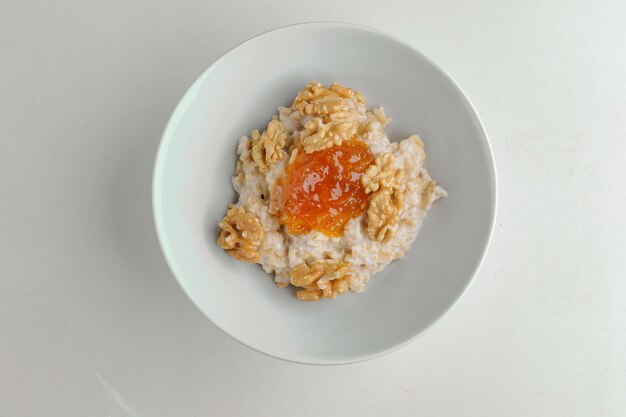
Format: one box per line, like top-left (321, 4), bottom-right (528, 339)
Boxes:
top-left (217, 82), bottom-right (446, 300)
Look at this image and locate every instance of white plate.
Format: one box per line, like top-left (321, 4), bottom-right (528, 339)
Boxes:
top-left (153, 22), bottom-right (497, 364)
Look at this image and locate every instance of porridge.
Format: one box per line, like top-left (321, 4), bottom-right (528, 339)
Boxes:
top-left (217, 82), bottom-right (446, 301)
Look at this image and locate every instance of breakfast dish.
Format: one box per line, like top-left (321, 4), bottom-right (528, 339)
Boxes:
top-left (217, 82), bottom-right (446, 301)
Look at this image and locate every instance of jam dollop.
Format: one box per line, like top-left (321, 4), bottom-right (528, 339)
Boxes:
top-left (275, 138), bottom-right (374, 237)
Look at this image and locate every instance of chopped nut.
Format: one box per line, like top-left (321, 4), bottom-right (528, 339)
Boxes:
top-left (366, 188), bottom-right (404, 242)
top-left (362, 151), bottom-right (406, 242)
top-left (290, 262), bottom-right (325, 287)
top-left (361, 153), bottom-right (404, 194)
top-left (296, 289), bottom-right (323, 301)
top-left (251, 119), bottom-right (286, 173)
top-left (302, 96), bottom-right (348, 115)
top-left (291, 82), bottom-right (363, 153)
top-left (293, 82), bottom-right (364, 116)
top-left (292, 82), bottom-right (327, 114)
top-left (290, 260), bottom-right (353, 301)
top-left (299, 113), bottom-right (357, 153)
top-left (217, 206), bottom-right (264, 262)
top-left (328, 83), bottom-right (365, 103)
top-left (331, 277), bottom-right (351, 296)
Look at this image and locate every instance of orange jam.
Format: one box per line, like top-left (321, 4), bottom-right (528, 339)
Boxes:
top-left (275, 138), bottom-right (374, 237)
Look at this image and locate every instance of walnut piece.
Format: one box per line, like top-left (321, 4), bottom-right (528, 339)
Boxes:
top-left (292, 82), bottom-right (363, 153)
top-left (328, 83), bottom-right (365, 103)
top-left (296, 289), bottom-right (323, 301)
top-left (290, 260), bottom-right (353, 301)
top-left (361, 153), bottom-right (404, 194)
top-left (362, 152), bottom-right (406, 242)
top-left (251, 119), bottom-right (286, 173)
top-left (299, 112), bottom-right (357, 153)
top-left (217, 206), bottom-right (264, 262)
top-left (366, 188), bottom-right (403, 242)
top-left (302, 95), bottom-right (348, 116)
top-left (293, 81), bottom-right (364, 116)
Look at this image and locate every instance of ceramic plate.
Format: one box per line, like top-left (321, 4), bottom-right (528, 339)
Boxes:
top-left (153, 22), bottom-right (497, 364)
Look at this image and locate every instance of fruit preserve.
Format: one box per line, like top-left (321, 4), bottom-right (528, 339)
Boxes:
top-left (275, 138), bottom-right (374, 237)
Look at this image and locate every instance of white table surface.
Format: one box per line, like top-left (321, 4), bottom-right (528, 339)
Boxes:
top-left (2, 1), bottom-right (625, 416)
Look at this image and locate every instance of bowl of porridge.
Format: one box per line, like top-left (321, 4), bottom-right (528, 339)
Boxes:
top-left (153, 22), bottom-right (496, 364)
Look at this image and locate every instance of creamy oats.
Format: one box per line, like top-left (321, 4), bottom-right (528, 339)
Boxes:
top-left (217, 82), bottom-right (446, 301)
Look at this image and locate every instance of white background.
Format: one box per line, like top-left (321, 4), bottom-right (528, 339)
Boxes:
top-left (2, 1), bottom-right (625, 416)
